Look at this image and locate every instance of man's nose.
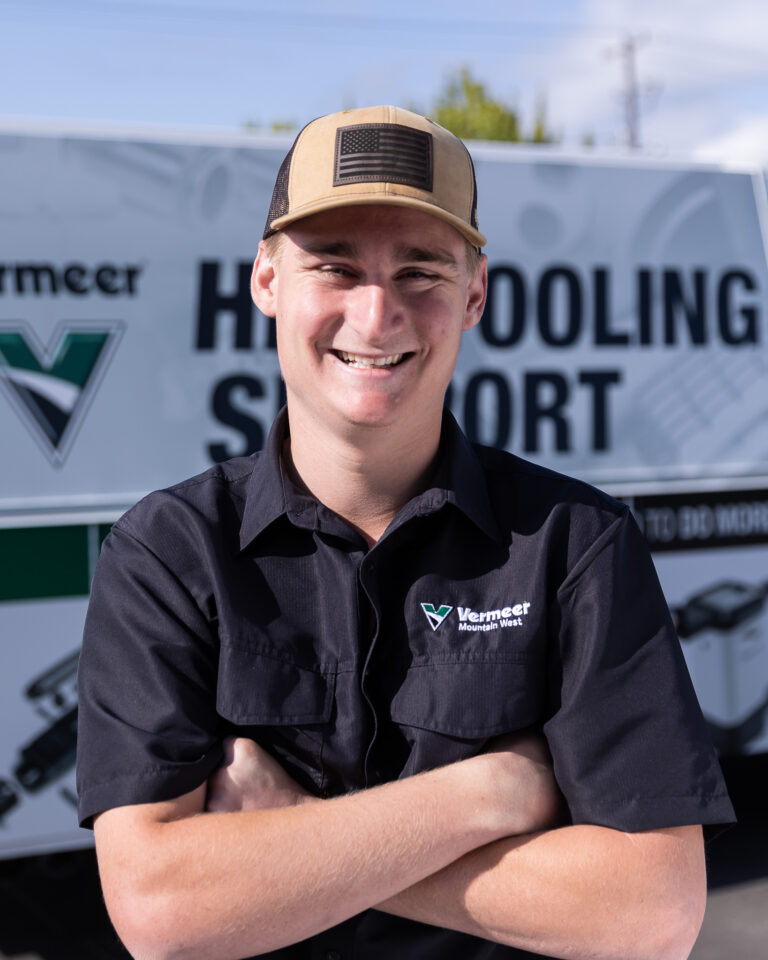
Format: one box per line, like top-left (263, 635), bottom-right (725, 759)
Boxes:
top-left (347, 283), bottom-right (402, 340)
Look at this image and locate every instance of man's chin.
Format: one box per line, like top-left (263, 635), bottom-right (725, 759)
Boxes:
top-left (339, 410), bottom-right (400, 431)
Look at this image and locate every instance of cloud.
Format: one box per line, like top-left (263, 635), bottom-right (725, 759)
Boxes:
top-left (693, 115), bottom-right (768, 166)
top-left (506, 0), bottom-right (768, 158)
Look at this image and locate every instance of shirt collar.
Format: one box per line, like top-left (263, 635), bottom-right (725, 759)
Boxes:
top-left (239, 407), bottom-right (501, 551)
top-left (394, 410), bottom-right (501, 544)
top-left (239, 408), bottom-right (308, 550)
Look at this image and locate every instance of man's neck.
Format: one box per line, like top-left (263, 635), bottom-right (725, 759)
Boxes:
top-left (284, 407), bottom-right (443, 548)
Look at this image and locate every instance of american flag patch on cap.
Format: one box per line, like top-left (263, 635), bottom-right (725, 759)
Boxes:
top-left (334, 123), bottom-right (433, 191)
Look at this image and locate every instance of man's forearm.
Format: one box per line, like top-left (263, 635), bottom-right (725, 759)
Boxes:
top-left (377, 823), bottom-right (706, 960)
top-left (95, 746), bottom-right (558, 960)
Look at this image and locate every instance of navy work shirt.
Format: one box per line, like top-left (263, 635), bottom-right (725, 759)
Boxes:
top-left (77, 409), bottom-right (734, 960)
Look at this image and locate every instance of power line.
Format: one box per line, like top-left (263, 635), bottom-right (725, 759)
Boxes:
top-left (5, 0), bottom-right (768, 62)
top-left (6, 1), bottom-right (768, 67)
top-left (0, 0), bottom-right (616, 41)
top-left (652, 30), bottom-right (768, 69)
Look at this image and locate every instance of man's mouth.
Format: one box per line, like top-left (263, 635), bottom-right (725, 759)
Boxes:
top-left (335, 350), bottom-right (408, 369)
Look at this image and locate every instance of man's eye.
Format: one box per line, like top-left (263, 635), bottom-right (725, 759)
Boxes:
top-left (320, 264), bottom-right (354, 277)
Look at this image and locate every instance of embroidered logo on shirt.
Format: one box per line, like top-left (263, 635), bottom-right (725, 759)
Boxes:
top-left (456, 603), bottom-right (531, 631)
top-left (420, 601), bottom-right (532, 632)
top-left (420, 603), bottom-right (453, 631)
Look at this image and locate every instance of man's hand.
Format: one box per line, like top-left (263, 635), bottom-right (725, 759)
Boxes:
top-left (206, 729), bottom-right (564, 837)
top-left (474, 728), bottom-right (565, 836)
top-left (205, 737), bottom-right (313, 813)
top-left (95, 728), bottom-right (702, 960)
top-left (97, 735), bottom-right (559, 960)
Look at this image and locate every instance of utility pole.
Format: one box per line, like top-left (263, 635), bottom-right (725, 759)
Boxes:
top-left (608, 33), bottom-right (649, 150)
top-left (622, 34), bottom-right (641, 149)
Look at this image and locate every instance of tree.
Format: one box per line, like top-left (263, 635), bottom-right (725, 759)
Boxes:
top-left (242, 118), bottom-right (298, 134)
top-left (434, 69), bottom-right (557, 144)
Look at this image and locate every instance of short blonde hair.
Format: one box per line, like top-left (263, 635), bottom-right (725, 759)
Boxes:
top-left (261, 231), bottom-right (285, 263)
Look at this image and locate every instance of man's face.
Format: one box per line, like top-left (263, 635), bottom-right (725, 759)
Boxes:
top-left (252, 204), bottom-right (487, 439)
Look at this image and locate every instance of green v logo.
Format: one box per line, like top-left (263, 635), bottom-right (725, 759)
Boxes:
top-left (0, 323), bottom-right (123, 465)
top-left (420, 603), bottom-right (453, 631)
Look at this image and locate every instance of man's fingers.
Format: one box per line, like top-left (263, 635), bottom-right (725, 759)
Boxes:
top-left (206, 736), bottom-right (313, 813)
top-left (485, 728), bottom-right (552, 765)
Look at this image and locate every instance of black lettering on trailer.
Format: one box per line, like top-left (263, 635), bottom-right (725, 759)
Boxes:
top-left (663, 268), bottom-right (707, 345)
top-left (594, 267), bottom-right (630, 346)
top-left (524, 371), bottom-right (571, 452)
top-left (1, 262), bottom-right (143, 297)
top-left (718, 270), bottom-right (760, 344)
top-left (463, 370), bottom-right (512, 448)
top-left (63, 264), bottom-right (89, 295)
top-left (15, 264), bottom-right (59, 294)
top-left (578, 370), bottom-right (622, 451)
top-left (479, 265), bottom-right (526, 347)
top-left (637, 268), bottom-right (653, 345)
top-left (196, 260), bottom-right (255, 350)
top-left (451, 367), bottom-right (622, 454)
top-left (537, 266), bottom-right (582, 347)
top-left (208, 374), bottom-right (265, 461)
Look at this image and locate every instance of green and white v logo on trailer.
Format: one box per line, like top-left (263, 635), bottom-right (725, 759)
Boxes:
top-left (0, 323), bottom-right (123, 465)
top-left (420, 603), bottom-right (453, 631)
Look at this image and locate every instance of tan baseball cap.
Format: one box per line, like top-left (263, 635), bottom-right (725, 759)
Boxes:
top-left (262, 105), bottom-right (486, 249)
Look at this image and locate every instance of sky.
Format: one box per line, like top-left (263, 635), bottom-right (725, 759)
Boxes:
top-left (2, 0), bottom-right (768, 166)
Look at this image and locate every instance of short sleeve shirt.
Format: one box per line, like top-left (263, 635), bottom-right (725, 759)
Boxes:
top-left (76, 409), bottom-right (734, 960)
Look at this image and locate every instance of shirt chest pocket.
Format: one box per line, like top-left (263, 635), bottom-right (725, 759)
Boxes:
top-left (216, 642), bottom-right (335, 792)
top-left (389, 657), bottom-right (542, 738)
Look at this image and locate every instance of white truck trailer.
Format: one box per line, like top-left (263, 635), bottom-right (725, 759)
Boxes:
top-left (1, 124), bottom-right (767, 859)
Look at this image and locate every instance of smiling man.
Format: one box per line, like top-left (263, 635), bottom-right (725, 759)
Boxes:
top-left (76, 106), bottom-right (733, 960)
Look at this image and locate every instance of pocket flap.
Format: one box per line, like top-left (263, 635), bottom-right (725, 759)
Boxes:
top-left (217, 645), bottom-right (334, 725)
top-left (390, 660), bottom-right (538, 737)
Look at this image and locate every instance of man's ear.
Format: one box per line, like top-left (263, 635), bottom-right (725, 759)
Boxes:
top-left (462, 253), bottom-right (488, 331)
top-left (251, 241), bottom-right (277, 317)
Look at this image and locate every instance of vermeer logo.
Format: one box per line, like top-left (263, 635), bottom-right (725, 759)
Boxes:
top-left (0, 322), bottom-right (123, 465)
top-left (420, 601), bottom-right (531, 632)
top-left (420, 603), bottom-right (453, 631)
top-left (457, 603), bottom-right (530, 632)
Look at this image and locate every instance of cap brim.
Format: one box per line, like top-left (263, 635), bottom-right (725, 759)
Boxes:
top-left (268, 194), bottom-right (487, 249)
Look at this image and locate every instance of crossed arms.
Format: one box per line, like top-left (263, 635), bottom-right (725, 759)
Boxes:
top-left (93, 732), bottom-right (706, 960)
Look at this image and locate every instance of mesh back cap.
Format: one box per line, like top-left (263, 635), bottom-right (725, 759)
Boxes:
top-left (263, 105), bottom-right (486, 248)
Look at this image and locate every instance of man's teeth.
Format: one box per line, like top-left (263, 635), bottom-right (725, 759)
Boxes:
top-left (338, 351), bottom-right (403, 368)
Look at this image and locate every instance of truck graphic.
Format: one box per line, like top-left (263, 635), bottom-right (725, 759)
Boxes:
top-left (0, 651), bottom-right (79, 821)
top-left (675, 580), bottom-right (768, 755)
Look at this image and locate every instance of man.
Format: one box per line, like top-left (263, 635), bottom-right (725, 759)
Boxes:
top-left (76, 106), bottom-right (733, 960)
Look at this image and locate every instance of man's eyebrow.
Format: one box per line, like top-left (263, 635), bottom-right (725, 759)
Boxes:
top-left (298, 239), bottom-right (358, 258)
top-left (295, 239), bottom-right (459, 267)
top-left (395, 244), bottom-right (460, 267)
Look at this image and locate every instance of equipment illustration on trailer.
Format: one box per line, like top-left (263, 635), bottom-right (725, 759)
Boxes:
top-left (673, 580), bottom-right (768, 755)
top-left (0, 650), bottom-right (79, 820)
top-left (14, 705), bottom-right (78, 793)
top-left (0, 776), bottom-right (18, 817)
